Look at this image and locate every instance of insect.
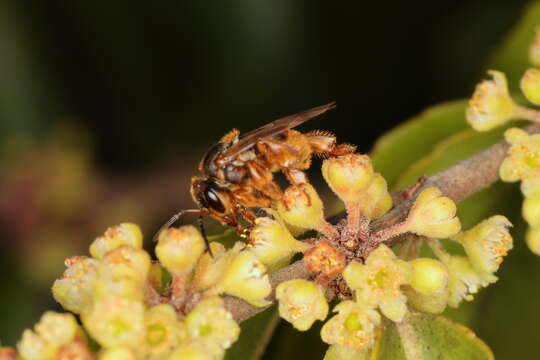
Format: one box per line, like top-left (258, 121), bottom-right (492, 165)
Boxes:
top-left (154, 102), bottom-right (356, 248)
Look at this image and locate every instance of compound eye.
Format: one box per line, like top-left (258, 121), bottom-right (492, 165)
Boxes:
top-left (203, 187), bottom-right (226, 214)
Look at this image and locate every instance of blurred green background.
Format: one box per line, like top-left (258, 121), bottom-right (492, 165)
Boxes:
top-left (0, 0), bottom-right (536, 358)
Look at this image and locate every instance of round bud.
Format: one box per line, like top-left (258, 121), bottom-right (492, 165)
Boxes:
top-left (156, 226), bottom-right (206, 275)
top-left (276, 184), bottom-right (325, 231)
top-left (321, 154), bottom-right (374, 204)
top-left (409, 258), bottom-right (448, 295)
top-left (90, 223), bottom-right (143, 259)
top-left (521, 68), bottom-right (540, 105)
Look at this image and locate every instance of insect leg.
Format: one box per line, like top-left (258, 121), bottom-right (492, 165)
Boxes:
top-left (197, 214), bottom-right (213, 257)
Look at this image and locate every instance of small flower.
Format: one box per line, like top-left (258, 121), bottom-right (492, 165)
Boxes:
top-left (209, 244), bottom-right (272, 307)
top-left (276, 184), bottom-right (337, 238)
top-left (343, 245), bottom-right (411, 322)
top-left (93, 246), bottom-right (151, 302)
top-left (447, 256), bottom-right (496, 308)
top-left (81, 297), bottom-right (146, 349)
top-left (466, 70), bottom-right (518, 131)
top-left (405, 187), bottom-right (461, 238)
top-left (275, 279), bottom-right (329, 331)
top-left (52, 256), bottom-right (98, 313)
top-left (529, 27), bottom-right (540, 66)
top-left (523, 196), bottom-right (540, 227)
top-left (500, 127), bottom-right (540, 198)
top-left (184, 297), bottom-right (239, 356)
top-left (249, 216), bottom-right (310, 271)
top-left (99, 348), bottom-right (137, 360)
top-left (526, 226), bottom-right (540, 255)
top-left (143, 304), bottom-right (185, 360)
top-left (453, 215), bottom-right (513, 276)
top-left (322, 154), bottom-right (392, 220)
top-left (90, 223), bottom-right (144, 259)
top-left (521, 68), bottom-right (540, 106)
top-left (156, 226), bottom-right (206, 276)
top-left (320, 301), bottom-right (380, 351)
top-left (409, 258), bottom-right (448, 296)
top-left (303, 240), bottom-right (347, 282)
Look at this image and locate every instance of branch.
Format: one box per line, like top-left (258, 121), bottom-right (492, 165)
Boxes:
top-left (224, 124), bottom-right (540, 323)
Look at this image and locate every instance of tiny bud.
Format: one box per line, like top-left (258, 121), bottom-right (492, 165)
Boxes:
top-left (90, 223), bottom-right (143, 259)
top-left (250, 216), bottom-right (310, 271)
top-left (523, 196), bottom-right (540, 227)
top-left (530, 27), bottom-right (540, 66)
top-left (17, 330), bottom-right (54, 360)
top-left (276, 279), bottom-right (329, 331)
top-left (184, 297), bottom-right (240, 354)
top-left (99, 348), bottom-right (136, 360)
top-left (404, 285), bottom-right (449, 314)
top-left (521, 68), bottom-right (540, 105)
top-left (321, 154), bottom-right (374, 203)
top-left (304, 240), bottom-right (347, 282)
top-left (320, 301), bottom-right (380, 351)
top-left (156, 226), bottom-right (206, 275)
top-left (466, 70), bottom-right (518, 131)
top-left (447, 256), bottom-right (496, 308)
top-left (405, 187), bottom-right (461, 239)
top-left (409, 258), bottom-right (448, 295)
top-left (82, 297), bottom-right (145, 349)
top-left (453, 215), bottom-right (513, 276)
top-left (526, 226), bottom-right (540, 255)
top-left (276, 184), bottom-right (336, 238)
top-left (212, 245), bottom-right (272, 307)
top-left (191, 243), bottom-right (229, 292)
top-left (343, 245), bottom-right (411, 322)
top-left (52, 256), bottom-right (98, 314)
top-left (500, 128), bottom-right (540, 198)
top-left (34, 312), bottom-right (78, 349)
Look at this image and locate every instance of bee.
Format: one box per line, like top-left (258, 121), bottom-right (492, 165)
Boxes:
top-left (154, 102), bottom-right (355, 248)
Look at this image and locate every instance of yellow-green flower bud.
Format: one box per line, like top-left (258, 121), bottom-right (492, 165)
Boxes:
top-left (143, 304), bottom-right (185, 360)
top-left (90, 223), bottom-right (143, 259)
top-left (191, 243), bottom-right (229, 292)
top-left (500, 128), bottom-right (540, 198)
top-left (275, 279), bottom-right (329, 331)
top-left (453, 215), bottom-right (512, 276)
top-left (521, 68), bottom-right (540, 105)
top-left (405, 187), bottom-right (461, 238)
top-left (52, 256), bottom-right (98, 314)
top-left (466, 70), bottom-right (518, 131)
top-left (166, 346), bottom-right (214, 360)
top-left (276, 184), bottom-right (336, 238)
top-left (212, 247), bottom-right (272, 307)
top-left (82, 297), bottom-right (145, 349)
top-left (250, 216), bottom-right (310, 271)
top-left (447, 256), bottom-right (496, 308)
top-left (526, 226), bottom-right (540, 255)
top-left (403, 285), bottom-right (449, 314)
top-left (99, 348), bottom-right (136, 360)
top-left (185, 297), bottom-right (239, 354)
top-left (156, 225), bottom-right (206, 275)
top-left (320, 301), bottom-right (380, 351)
top-left (17, 312), bottom-right (79, 360)
top-left (322, 155), bottom-right (392, 220)
top-left (523, 196), bottom-right (540, 227)
top-left (343, 245), bottom-right (411, 322)
top-left (322, 154), bottom-right (374, 203)
top-left (530, 27), bottom-right (540, 66)
top-left (409, 258), bottom-right (448, 296)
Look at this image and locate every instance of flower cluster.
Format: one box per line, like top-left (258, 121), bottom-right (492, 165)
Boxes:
top-left (465, 32), bottom-right (540, 256)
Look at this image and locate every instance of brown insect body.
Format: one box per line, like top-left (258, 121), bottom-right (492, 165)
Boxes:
top-left (190, 102), bottom-right (356, 234)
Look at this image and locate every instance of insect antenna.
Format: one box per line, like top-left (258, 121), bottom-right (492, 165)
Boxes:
top-left (152, 208), bottom-right (201, 242)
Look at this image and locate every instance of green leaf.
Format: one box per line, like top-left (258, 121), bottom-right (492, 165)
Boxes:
top-left (372, 313), bottom-right (493, 360)
top-left (225, 306), bottom-right (280, 360)
top-left (370, 100), bottom-right (469, 187)
top-left (487, 1), bottom-right (540, 91)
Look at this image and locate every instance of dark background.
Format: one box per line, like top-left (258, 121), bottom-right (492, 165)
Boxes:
top-left (0, 0), bottom-right (531, 352)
